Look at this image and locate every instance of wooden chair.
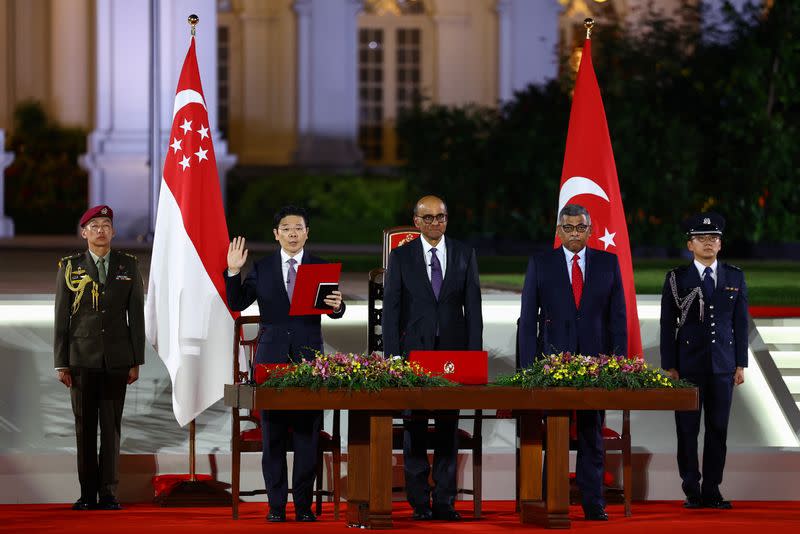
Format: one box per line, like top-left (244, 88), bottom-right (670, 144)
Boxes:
top-left (369, 254), bottom-right (484, 518)
top-left (510, 318), bottom-right (632, 516)
top-left (230, 315), bottom-right (341, 520)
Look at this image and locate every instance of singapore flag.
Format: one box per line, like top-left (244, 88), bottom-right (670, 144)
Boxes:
top-left (555, 37), bottom-right (643, 358)
top-left (145, 37), bottom-right (236, 426)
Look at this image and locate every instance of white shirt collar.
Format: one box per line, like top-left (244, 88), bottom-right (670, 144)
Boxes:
top-left (693, 259), bottom-right (718, 278)
top-left (562, 245), bottom-right (586, 262)
top-left (420, 235), bottom-right (446, 255)
top-left (281, 248), bottom-right (304, 265)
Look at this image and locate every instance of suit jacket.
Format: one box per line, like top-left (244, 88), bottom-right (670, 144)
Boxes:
top-left (659, 262), bottom-right (748, 375)
top-left (382, 236), bottom-right (483, 357)
top-left (225, 250), bottom-right (345, 363)
top-left (519, 247), bottom-right (627, 367)
top-left (54, 250), bottom-right (145, 369)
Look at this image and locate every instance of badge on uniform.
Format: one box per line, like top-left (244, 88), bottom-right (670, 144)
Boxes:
top-left (115, 264), bottom-right (131, 281)
top-left (724, 286), bottom-right (739, 292)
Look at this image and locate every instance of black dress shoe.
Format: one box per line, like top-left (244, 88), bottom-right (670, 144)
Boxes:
top-left (703, 496), bottom-right (733, 509)
top-left (583, 506), bottom-right (609, 521)
top-left (684, 495), bottom-right (703, 509)
top-left (295, 510), bottom-right (317, 522)
top-left (412, 506), bottom-right (433, 521)
top-left (96, 497), bottom-right (123, 510)
top-left (71, 499), bottom-right (94, 511)
top-left (266, 507), bottom-right (286, 522)
top-left (432, 506), bottom-right (462, 521)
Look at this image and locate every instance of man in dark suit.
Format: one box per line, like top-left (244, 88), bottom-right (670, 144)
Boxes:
top-left (660, 213), bottom-right (747, 510)
top-left (225, 205), bottom-right (345, 523)
top-left (54, 205), bottom-right (145, 511)
top-left (382, 195), bottom-right (483, 521)
top-left (519, 203), bottom-right (627, 521)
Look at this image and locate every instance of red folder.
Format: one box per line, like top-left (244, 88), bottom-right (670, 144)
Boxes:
top-left (408, 350), bottom-right (488, 385)
top-left (289, 263), bottom-right (342, 316)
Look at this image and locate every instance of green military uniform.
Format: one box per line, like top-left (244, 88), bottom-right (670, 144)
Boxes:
top-left (54, 249), bottom-right (145, 505)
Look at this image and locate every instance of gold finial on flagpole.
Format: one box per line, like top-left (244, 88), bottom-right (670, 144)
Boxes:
top-left (188, 14), bottom-right (199, 36)
top-left (584, 18), bottom-right (595, 40)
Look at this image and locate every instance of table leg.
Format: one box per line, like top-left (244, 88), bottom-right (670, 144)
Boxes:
top-left (519, 411), bottom-right (571, 529)
top-left (368, 414), bottom-right (393, 529)
top-left (347, 411), bottom-right (370, 527)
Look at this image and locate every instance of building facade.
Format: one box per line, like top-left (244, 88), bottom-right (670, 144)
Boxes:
top-left (1, 0), bottom-right (735, 236)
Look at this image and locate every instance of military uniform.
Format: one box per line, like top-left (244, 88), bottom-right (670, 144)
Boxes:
top-left (54, 206), bottom-right (145, 509)
top-left (659, 213), bottom-right (748, 508)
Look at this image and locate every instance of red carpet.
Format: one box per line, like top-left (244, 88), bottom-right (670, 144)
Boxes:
top-left (2, 501), bottom-right (799, 532)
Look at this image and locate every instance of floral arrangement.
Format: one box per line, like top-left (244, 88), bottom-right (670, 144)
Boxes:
top-left (258, 352), bottom-right (455, 391)
top-left (494, 353), bottom-right (691, 389)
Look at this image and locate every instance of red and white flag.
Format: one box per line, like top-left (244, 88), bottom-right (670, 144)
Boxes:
top-left (555, 38), bottom-right (643, 358)
top-left (145, 37), bottom-right (235, 426)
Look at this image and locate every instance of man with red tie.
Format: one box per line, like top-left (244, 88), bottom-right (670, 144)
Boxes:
top-left (518, 203), bottom-right (627, 521)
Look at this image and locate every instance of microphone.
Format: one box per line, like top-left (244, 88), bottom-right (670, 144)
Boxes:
top-left (247, 358), bottom-right (257, 386)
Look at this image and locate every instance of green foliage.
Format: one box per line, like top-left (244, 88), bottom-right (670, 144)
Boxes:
top-left (396, 1), bottom-right (800, 246)
top-left (493, 353), bottom-right (692, 390)
top-left (226, 172), bottom-right (408, 243)
top-left (4, 101), bottom-right (88, 233)
top-left (258, 352), bottom-right (455, 391)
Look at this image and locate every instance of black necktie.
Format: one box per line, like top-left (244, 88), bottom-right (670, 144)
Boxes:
top-left (702, 266), bottom-right (715, 299)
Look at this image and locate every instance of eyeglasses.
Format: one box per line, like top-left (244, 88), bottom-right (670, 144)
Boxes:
top-left (692, 235), bottom-right (720, 243)
top-left (278, 226), bottom-right (307, 234)
top-left (87, 223), bottom-right (112, 233)
top-left (415, 213), bottom-right (448, 224)
top-left (559, 224), bottom-right (589, 234)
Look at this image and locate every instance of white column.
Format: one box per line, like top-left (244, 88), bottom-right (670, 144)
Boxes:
top-left (496, 0), bottom-right (560, 103)
top-left (80, 0), bottom-right (235, 238)
top-left (0, 130), bottom-right (13, 237)
top-left (293, 0), bottom-right (362, 167)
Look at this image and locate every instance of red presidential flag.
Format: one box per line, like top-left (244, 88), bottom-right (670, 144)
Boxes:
top-left (145, 37), bottom-right (236, 426)
top-left (555, 37), bottom-right (643, 358)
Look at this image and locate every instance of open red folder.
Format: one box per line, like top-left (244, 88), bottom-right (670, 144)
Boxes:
top-left (288, 263), bottom-right (342, 316)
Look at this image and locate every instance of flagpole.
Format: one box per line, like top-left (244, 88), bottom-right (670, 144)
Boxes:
top-left (187, 13), bottom-right (199, 485)
top-left (585, 18), bottom-right (594, 40)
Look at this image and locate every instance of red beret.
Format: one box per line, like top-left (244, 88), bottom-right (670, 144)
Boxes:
top-left (79, 205), bottom-right (114, 227)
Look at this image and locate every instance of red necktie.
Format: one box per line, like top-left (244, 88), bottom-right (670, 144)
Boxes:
top-left (572, 254), bottom-right (583, 308)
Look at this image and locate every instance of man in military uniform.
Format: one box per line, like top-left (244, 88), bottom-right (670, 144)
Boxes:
top-left (54, 205), bottom-right (145, 511)
top-left (660, 213), bottom-right (748, 510)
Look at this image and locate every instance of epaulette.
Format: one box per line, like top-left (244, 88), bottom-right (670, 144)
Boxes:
top-left (119, 251), bottom-right (139, 262)
top-left (58, 252), bottom-right (82, 269)
top-left (724, 263), bottom-right (742, 272)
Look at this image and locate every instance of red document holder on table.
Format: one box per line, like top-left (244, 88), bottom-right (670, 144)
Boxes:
top-left (408, 350), bottom-right (489, 385)
top-left (288, 263), bottom-right (342, 316)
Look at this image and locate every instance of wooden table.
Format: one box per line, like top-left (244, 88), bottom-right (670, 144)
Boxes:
top-left (224, 385), bottom-right (697, 529)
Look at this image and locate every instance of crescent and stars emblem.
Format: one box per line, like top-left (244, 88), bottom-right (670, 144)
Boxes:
top-left (557, 176), bottom-right (616, 251)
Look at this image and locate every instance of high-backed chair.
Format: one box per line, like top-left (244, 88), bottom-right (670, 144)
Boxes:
top-left (368, 226), bottom-right (484, 518)
top-left (230, 315), bottom-right (341, 520)
top-left (509, 319), bottom-right (632, 516)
